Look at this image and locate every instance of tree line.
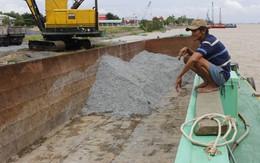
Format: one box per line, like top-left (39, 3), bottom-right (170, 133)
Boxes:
top-left (1, 11), bottom-right (194, 32)
top-left (99, 12), bottom-right (195, 32)
top-left (0, 11), bottom-right (38, 26)
top-left (140, 15), bottom-right (194, 32)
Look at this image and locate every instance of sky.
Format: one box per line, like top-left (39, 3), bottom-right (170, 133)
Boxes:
top-left (0, 0), bottom-right (260, 23)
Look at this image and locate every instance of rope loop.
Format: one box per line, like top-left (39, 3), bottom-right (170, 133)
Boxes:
top-left (181, 113), bottom-right (237, 156)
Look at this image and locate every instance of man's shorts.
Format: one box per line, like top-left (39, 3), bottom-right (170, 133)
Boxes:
top-left (209, 63), bottom-right (226, 86)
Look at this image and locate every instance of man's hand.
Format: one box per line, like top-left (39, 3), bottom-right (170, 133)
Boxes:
top-left (175, 76), bottom-right (182, 92)
top-left (178, 47), bottom-right (188, 60)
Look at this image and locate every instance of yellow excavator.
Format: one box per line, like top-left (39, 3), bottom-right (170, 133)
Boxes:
top-left (25, 0), bottom-right (104, 51)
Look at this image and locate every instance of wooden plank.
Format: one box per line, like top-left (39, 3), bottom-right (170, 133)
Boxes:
top-left (194, 84), bottom-right (227, 136)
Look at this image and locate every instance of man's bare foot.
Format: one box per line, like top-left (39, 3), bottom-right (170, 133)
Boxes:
top-left (194, 82), bottom-right (208, 90)
top-left (197, 85), bottom-right (219, 93)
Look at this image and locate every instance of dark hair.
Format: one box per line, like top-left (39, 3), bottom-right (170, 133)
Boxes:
top-left (199, 26), bottom-right (209, 34)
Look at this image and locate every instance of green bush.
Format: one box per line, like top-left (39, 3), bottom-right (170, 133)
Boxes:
top-left (2, 16), bottom-right (10, 25)
top-left (14, 19), bottom-right (25, 26)
top-left (24, 19), bottom-right (35, 26)
top-left (139, 19), bottom-right (164, 32)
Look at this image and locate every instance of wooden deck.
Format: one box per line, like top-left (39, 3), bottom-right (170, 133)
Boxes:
top-left (194, 80), bottom-right (227, 136)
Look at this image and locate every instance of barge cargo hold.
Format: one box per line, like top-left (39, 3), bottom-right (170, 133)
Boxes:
top-left (0, 36), bottom-right (197, 162)
top-left (1, 36), bottom-right (260, 163)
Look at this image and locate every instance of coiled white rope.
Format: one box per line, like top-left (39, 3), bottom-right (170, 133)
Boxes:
top-left (180, 113), bottom-right (237, 156)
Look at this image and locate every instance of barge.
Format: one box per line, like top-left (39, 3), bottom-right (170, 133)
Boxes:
top-left (0, 35), bottom-right (259, 162)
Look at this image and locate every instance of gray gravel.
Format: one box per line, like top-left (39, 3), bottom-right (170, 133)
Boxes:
top-left (25, 28), bottom-right (41, 37)
top-left (82, 50), bottom-right (194, 117)
top-left (0, 42), bottom-right (28, 53)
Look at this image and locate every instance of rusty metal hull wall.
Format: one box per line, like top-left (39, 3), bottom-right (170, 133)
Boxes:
top-left (0, 36), bottom-right (196, 162)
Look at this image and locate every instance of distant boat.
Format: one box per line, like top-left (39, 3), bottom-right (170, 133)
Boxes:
top-left (209, 24), bottom-right (226, 29)
top-left (226, 23), bottom-right (237, 28)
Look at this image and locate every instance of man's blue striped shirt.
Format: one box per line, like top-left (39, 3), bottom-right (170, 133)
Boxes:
top-left (196, 34), bottom-right (231, 80)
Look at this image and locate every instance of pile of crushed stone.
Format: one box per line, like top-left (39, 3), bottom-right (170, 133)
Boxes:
top-left (82, 50), bottom-right (194, 117)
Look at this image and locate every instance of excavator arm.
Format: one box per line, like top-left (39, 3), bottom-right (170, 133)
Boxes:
top-left (71, 0), bottom-right (85, 9)
top-left (24, 0), bottom-right (45, 32)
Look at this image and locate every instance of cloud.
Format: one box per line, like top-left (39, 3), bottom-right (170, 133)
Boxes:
top-left (171, 6), bottom-right (208, 20)
top-left (0, 1), bottom-right (40, 14)
top-left (222, 0), bottom-right (260, 22)
top-left (224, 0), bottom-right (244, 10)
top-left (247, 4), bottom-right (260, 14)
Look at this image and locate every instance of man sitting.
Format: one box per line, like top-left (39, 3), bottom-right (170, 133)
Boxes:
top-left (175, 19), bottom-right (231, 93)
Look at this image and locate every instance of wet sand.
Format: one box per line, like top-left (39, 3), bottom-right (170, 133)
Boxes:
top-left (11, 84), bottom-right (192, 163)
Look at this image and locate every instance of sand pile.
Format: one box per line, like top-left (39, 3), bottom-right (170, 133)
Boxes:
top-left (82, 50), bottom-right (194, 117)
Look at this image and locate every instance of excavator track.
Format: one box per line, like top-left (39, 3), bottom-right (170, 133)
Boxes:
top-left (28, 40), bottom-right (66, 52)
top-left (28, 39), bottom-right (92, 52)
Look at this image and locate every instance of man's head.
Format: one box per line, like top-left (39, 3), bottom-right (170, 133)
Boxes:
top-left (186, 19), bottom-right (208, 31)
top-left (187, 19), bottom-right (209, 42)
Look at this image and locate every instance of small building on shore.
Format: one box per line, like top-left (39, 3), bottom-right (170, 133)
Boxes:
top-left (0, 14), bottom-right (16, 25)
top-left (122, 17), bottom-right (138, 26)
top-left (98, 13), bottom-right (122, 26)
top-left (99, 20), bottom-right (122, 26)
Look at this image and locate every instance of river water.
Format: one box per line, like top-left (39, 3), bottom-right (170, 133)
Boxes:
top-left (210, 24), bottom-right (260, 91)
